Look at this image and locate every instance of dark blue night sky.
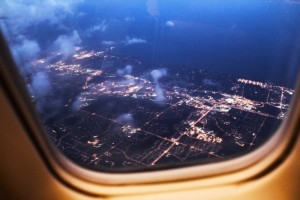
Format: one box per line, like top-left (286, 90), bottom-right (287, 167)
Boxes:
top-left (77, 1), bottom-right (300, 87)
top-left (3, 0), bottom-right (300, 87)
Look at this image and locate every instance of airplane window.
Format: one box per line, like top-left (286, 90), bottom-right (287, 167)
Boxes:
top-left (0, 0), bottom-right (299, 172)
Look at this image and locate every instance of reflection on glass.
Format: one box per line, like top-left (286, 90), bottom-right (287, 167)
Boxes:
top-left (1, 0), bottom-right (299, 171)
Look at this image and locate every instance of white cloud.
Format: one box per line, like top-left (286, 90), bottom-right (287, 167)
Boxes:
top-left (150, 68), bottom-right (167, 82)
top-left (11, 36), bottom-right (41, 74)
top-left (53, 30), bottom-right (82, 59)
top-left (13, 38), bottom-right (41, 60)
top-left (123, 36), bottom-right (147, 45)
top-left (202, 78), bottom-right (220, 87)
top-left (72, 95), bottom-right (83, 110)
top-left (146, 0), bottom-right (159, 17)
top-left (78, 11), bottom-right (86, 17)
top-left (166, 20), bottom-right (175, 27)
top-left (154, 84), bottom-right (166, 104)
top-left (150, 68), bottom-right (168, 104)
top-left (124, 16), bottom-right (135, 22)
top-left (29, 71), bottom-right (63, 121)
top-left (102, 41), bottom-right (116, 46)
top-left (0, 0), bottom-right (83, 33)
top-left (117, 65), bottom-right (133, 76)
top-left (103, 36), bottom-right (147, 46)
top-left (87, 20), bottom-right (107, 34)
top-left (29, 72), bottom-right (52, 97)
top-left (116, 113), bottom-right (135, 127)
top-left (0, 1), bottom-right (83, 122)
top-left (118, 77), bottom-right (136, 86)
top-left (286, 0), bottom-right (300, 4)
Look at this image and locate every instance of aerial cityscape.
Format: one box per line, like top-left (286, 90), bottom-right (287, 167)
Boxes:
top-left (2, 0), bottom-right (299, 171)
top-left (30, 47), bottom-right (293, 170)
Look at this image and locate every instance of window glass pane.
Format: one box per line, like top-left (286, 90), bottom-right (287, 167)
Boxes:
top-left (1, 0), bottom-right (299, 171)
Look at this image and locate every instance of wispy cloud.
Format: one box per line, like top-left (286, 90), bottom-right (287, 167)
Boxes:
top-left (29, 71), bottom-right (63, 122)
top-left (166, 20), bottom-right (175, 27)
top-left (150, 68), bottom-right (168, 104)
top-left (150, 68), bottom-right (167, 82)
top-left (154, 84), bottom-right (166, 103)
top-left (286, 0), bottom-right (300, 4)
top-left (146, 0), bottom-right (159, 17)
top-left (118, 77), bottom-right (136, 86)
top-left (0, 0), bottom-right (83, 122)
top-left (29, 72), bottom-right (52, 97)
top-left (0, 0), bottom-right (82, 33)
top-left (102, 36), bottom-right (147, 47)
top-left (87, 20), bottom-right (108, 34)
top-left (117, 65), bottom-right (133, 76)
top-left (123, 36), bottom-right (147, 45)
top-left (202, 78), bottom-right (220, 87)
top-left (72, 95), bottom-right (84, 111)
top-left (116, 113), bottom-right (134, 125)
top-left (102, 41), bottom-right (116, 46)
top-left (124, 16), bottom-right (135, 22)
top-left (10, 36), bottom-right (41, 75)
top-left (53, 30), bottom-right (82, 59)
top-left (13, 38), bottom-right (41, 59)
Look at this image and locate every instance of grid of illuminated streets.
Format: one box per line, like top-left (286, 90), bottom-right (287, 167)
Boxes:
top-left (32, 46), bottom-right (294, 169)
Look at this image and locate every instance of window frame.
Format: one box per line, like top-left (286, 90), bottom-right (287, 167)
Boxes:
top-left (0, 30), bottom-right (299, 196)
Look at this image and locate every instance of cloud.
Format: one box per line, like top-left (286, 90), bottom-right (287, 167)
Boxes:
top-left (104, 36), bottom-right (147, 46)
top-left (117, 65), bottom-right (133, 76)
top-left (87, 20), bottom-right (107, 34)
top-left (150, 68), bottom-right (168, 104)
top-left (146, 0), bottom-right (160, 17)
top-left (165, 20), bottom-right (175, 27)
top-left (118, 77), bottom-right (136, 86)
top-left (13, 38), bottom-right (41, 59)
top-left (29, 72), bottom-right (52, 97)
top-left (150, 68), bottom-right (167, 82)
top-left (53, 30), bottom-right (82, 59)
top-left (116, 113), bottom-right (134, 125)
top-left (78, 11), bottom-right (86, 17)
top-left (202, 78), bottom-right (220, 86)
top-left (11, 37), bottom-right (41, 74)
top-left (0, 0), bottom-right (83, 33)
top-left (102, 41), bottom-right (116, 46)
top-left (286, 0), bottom-right (300, 4)
top-left (36, 98), bottom-right (63, 122)
top-left (154, 84), bottom-right (166, 104)
top-left (124, 17), bottom-right (135, 22)
top-left (123, 36), bottom-right (147, 45)
top-left (0, 1), bottom-right (84, 122)
top-left (27, 71), bottom-right (64, 121)
top-left (71, 96), bottom-right (83, 111)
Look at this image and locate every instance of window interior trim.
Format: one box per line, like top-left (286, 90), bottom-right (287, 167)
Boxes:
top-left (0, 31), bottom-right (299, 196)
